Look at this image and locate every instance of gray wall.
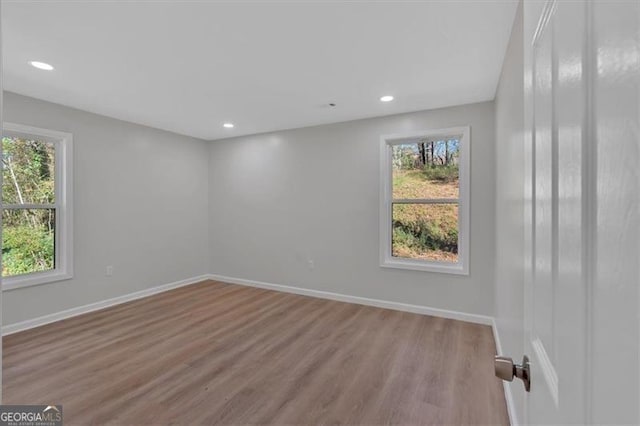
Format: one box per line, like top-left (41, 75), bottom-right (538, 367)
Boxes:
top-left (208, 102), bottom-right (496, 316)
top-left (3, 95), bottom-right (498, 324)
top-left (494, 2), bottom-right (524, 423)
top-left (3, 92), bottom-right (210, 325)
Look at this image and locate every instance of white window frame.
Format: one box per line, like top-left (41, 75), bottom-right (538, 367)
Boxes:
top-left (379, 126), bottom-right (470, 275)
top-left (2, 122), bottom-right (74, 290)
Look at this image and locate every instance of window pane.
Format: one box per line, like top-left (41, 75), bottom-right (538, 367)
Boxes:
top-left (2, 209), bottom-right (55, 277)
top-left (392, 203), bottom-right (458, 262)
top-left (392, 140), bottom-right (459, 199)
top-left (2, 136), bottom-right (55, 204)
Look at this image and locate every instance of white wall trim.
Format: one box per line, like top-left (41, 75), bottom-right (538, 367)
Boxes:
top-left (492, 319), bottom-right (519, 426)
top-left (207, 273), bottom-right (493, 325)
top-left (2, 122), bottom-right (74, 291)
top-left (2, 274), bottom-right (211, 335)
top-left (3, 272), bottom-right (495, 334)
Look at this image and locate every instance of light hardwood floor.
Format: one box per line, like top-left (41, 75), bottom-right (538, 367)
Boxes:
top-left (3, 280), bottom-right (509, 425)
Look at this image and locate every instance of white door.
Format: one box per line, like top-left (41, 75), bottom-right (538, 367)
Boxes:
top-left (524, 1), bottom-right (587, 423)
top-left (522, 0), bottom-right (640, 424)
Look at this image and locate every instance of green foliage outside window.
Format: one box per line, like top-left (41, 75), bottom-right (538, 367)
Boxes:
top-left (2, 137), bottom-right (56, 277)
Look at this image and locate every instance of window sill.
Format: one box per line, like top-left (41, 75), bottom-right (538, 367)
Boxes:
top-left (3, 270), bottom-right (73, 291)
top-left (380, 258), bottom-right (468, 275)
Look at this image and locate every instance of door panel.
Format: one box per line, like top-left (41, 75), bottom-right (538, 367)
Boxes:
top-left (525, 1), bottom-right (587, 423)
top-left (554, 2), bottom-right (587, 421)
top-left (532, 21), bottom-right (554, 366)
top-left (524, 0), bottom-right (639, 423)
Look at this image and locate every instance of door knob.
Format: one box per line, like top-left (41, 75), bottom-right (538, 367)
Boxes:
top-left (495, 355), bottom-right (531, 391)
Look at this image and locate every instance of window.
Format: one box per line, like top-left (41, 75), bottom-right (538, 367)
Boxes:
top-left (380, 126), bottom-right (469, 274)
top-left (2, 123), bottom-right (73, 290)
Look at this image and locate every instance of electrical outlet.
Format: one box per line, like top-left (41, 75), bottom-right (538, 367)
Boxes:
top-left (307, 259), bottom-right (314, 270)
top-left (106, 265), bottom-right (113, 277)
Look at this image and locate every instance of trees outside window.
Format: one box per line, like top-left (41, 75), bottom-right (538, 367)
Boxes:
top-left (380, 127), bottom-right (469, 275)
top-left (2, 123), bottom-right (73, 290)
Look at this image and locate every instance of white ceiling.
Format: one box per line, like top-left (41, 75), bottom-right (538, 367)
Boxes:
top-left (3, 1), bottom-right (518, 141)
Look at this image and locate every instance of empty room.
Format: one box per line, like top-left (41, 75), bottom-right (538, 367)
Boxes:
top-left (0, 1), bottom-right (638, 425)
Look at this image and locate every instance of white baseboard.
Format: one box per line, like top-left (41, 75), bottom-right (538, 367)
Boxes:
top-left (4, 272), bottom-right (493, 335)
top-left (207, 273), bottom-right (493, 326)
top-left (491, 319), bottom-right (519, 426)
top-left (2, 274), bottom-right (211, 335)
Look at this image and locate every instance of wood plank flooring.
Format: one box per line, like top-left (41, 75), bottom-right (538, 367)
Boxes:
top-left (3, 280), bottom-right (509, 425)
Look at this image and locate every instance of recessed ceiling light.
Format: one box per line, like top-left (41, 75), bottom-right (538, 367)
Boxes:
top-left (29, 61), bottom-right (54, 71)
top-left (380, 95), bottom-right (394, 102)
top-left (223, 123), bottom-right (234, 128)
